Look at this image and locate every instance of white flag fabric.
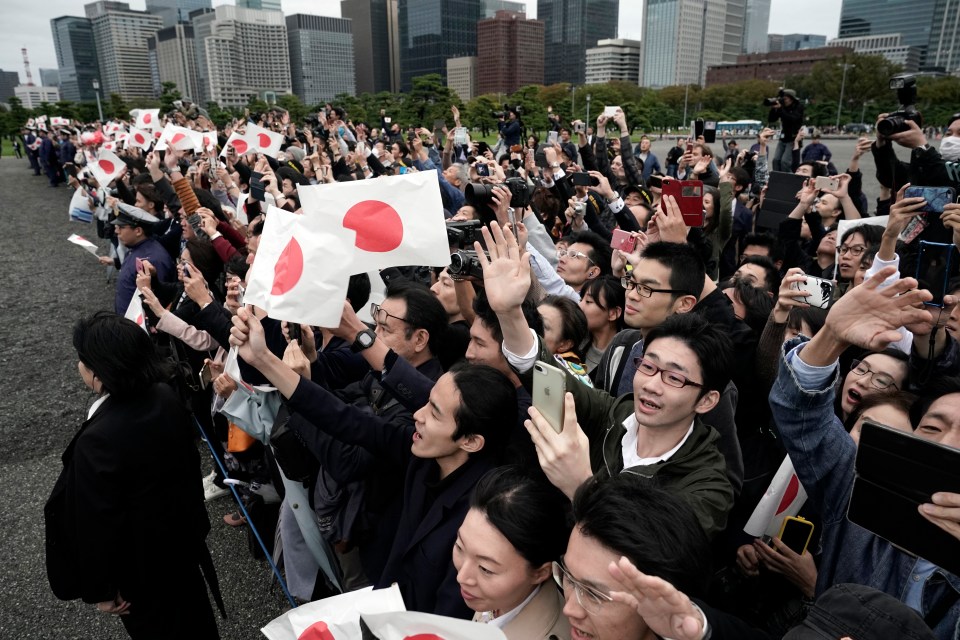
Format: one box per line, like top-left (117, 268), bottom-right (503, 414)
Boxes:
top-left (298, 171), bottom-right (450, 272)
top-left (87, 150), bottom-right (126, 187)
top-left (158, 123), bottom-right (201, 151)
top-left (244, 122), bottom-right (284, 158)
top-left (51, 116), bottom-right (69, 126)
top-left (361, 610), bottom-right (508, 640)
top-left (261, 584), bottom-right (406, 640)
top-left (744, 455), bottom-right (808, 538)
top-left (243, 205), bottom-right (356, 327)
top-left (220, 131), bottom-right (256, 157)
top-left (101, 140), bottom-right (118, 153)
top-left (68, 234), bottom-right (99, 256)
top-left (126, 127), bottom-right (153, 150)
top-left (135, 109), bottom-right (161, 131)
top-left (124, 292), bottom-right (149, 333)
top-left (104, 121), bottom-right (123, 137)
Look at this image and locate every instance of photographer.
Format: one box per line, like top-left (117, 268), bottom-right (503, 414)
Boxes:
top-left (767, 89), bottom-right (804, 172)
top-left (497, 106), bottom-right (522, 148)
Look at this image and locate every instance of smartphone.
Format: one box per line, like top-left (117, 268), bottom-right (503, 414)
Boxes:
top-left (475, 163), bottom-right (489, 177)
top-left (694, 118), bottom-right (705, 140)
top-left (570, 172), bottom-right (598, 187)
top-left (904, 186), bottom-right (956, 214)
top-left (532, 361), bottom-right (566, 434)
top-left (453, 126), bottom-right (469, 146)
top-left (916, 240), bottom-right (957, 307)
top-left (793, 275), bottom-right (834, 309)
top-left (777, 516), bottom-right (814, 555)
top-left (399, 166), bottom-right (409, 175)
top-left (199, 362), bottom-right (213, 390)
top-left (287, 322), bottom-right (302, 343)
top-left (611, 228), bottom-right (637, 253)
top-left (703, 120), bottom-right (717, 144)
top-left (249, 171), bottom-right (266, 202)
top-left (181, 263), bottom-right (191, 278)
top-left (814, 176), bottom-right (840, 191)
top-left (685, 141), bottom-right (694, 154)
top-left (648, 174), bottom-right (663, 190)
top-left (535, 149), bottom-right (549, 169)
top-left (660, 179), bottom-right (705, 227)
top-left (603, 106), bottom-right (620, 118)
top-left (547, 131), bottom-right (559, 145)
top-left (507, 207), bottom-right (517, 232)
top-left (135, 257), bottom-right (144, 273)
top-left (573, 122), bottom-right (586, 134)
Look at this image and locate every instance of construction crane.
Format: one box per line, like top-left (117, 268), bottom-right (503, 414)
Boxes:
top-left (22, 47), bottom-right (34, 86)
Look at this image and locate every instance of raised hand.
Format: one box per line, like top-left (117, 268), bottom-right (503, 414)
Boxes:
top-left (524, 393), bottom-right (592, 500)
top-left (476, 222), bottom-right (531, 314)
top-left (607, 557), bottom-right (706, 640)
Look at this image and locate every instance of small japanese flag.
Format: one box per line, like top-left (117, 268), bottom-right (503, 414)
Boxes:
top-left (126, 126), bottom-right (152, 150)
top-left (104, 121), bottom-right (123, 137)
top-left (51, 116), bottom-right (70, 126)
top-left (87, 150), bottom-right (126, 187)
top-left (298, 170), bottom-right (451, 272)
top-left (135, 109), bottom-right (161, 131)
top-left (244, 122), bottom-right (283, 158)
top-left (68, 234), bottom-right (99, 256)
top-left (124, 292), bottom-right (149, 333)
top-left (220, 131), bottom-right (256, 157)
top-left (261, 584), bottom-right (405, 640)
top-left (360, 610), bottom-right (507, 640)
top-left (158, 123), bottom-right (201, 151)
top-left (101, 140), bottom-right (117, 152)
top-left (744, 455), bottom-right (808, 538)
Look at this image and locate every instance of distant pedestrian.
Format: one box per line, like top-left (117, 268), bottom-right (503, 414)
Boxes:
top-left (13, 138), bottom-right (22, 159)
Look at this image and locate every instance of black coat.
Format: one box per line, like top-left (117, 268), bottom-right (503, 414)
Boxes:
top-left (45, 383), bottom-right (218, 637)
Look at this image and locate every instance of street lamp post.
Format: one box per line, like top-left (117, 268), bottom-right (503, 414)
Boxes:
top-left (570, 85), bottom-right (576, 120)
top-left (835, 63), bottom-right (855, 130)
top-left (586, 94), bottom-right (591, 125)
top-left (92, 79), bottom-right (104, 122)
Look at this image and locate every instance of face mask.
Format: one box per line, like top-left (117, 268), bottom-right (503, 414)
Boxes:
top-left (940, 136), bottom-right (960, 162)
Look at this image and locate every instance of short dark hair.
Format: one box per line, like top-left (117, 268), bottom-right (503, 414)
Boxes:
top-left (643, 313), bottom-right (733, 395)
top-left (798, 161), bottom-right (826, 177)
top-left (742, 232), bottom-right (783, 264)
top-left (843, 390), bottom-right (917, 434)
top-left (472, 291), bottom-right (543, 344)
top-left (539, 295), bottom-right (588, 355)
top-left (471, 466), bottom-right (571, 568)
top-left (449, 362), bottom-right (517, 459)
top-left (695, 143), bottom-right (714, 158)
top-left (347, 273), bottom-right (371, 313)
top-left (639, 241), bottom-right (705, 300)
top-left (582, 275), bottom-right (626, 331)
top-left (385, 280), bottom-right (448, 356)
top-left (703, 185), bottom-right (721, 234)
top-left (738, 255), bottom-right (780, 293)
top-left (910, 375), bottom-right (960, 427)
top-left (135, 183), bottom-right (165, 214)
top-left (730, 166), bottom-right (751, 189)
top-left (572, 474), bottom-right (712, 598)
top-left (185, 237), bottom-right (223, 286)
top-left (73, 311), bottom-right (174, 397)
top-left (786, 306), bottom-right (828, 338)
top-left (727, 278), bottom-right (774, 335)
top-left (570, 231), bottom-right (612, 277)
top-left (840, 223), bottom-right (884, 248)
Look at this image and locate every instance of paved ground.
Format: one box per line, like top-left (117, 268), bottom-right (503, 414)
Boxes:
top-left (0, 157), bottom-right (287, 639)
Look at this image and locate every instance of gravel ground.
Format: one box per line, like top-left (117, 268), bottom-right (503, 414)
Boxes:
top-left (0, 157), bottom-right (287, 639)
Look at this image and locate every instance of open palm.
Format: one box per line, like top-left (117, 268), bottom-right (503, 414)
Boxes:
top-left (476, 222), bottom-right (531, 314)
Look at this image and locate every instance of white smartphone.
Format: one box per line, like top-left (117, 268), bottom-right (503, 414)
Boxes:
top-left (532, 361), bottom-right (566, 434)
top-left (793, 275), bottom-right (834, 309)
top-left (603, 106), bottom-right (620, 118)
top-left (814, 176), bottom-right (840, 191)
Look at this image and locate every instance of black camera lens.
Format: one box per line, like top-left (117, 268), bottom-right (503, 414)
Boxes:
top-left (876, 116), bottom-right (904, 137)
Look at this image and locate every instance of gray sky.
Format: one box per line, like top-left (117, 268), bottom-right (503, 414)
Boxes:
top-left (1, 0), bottom-right (842, 86)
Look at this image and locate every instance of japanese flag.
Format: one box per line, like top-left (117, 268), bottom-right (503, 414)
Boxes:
top-left (159, 123), bottom-right (201, 151)
top-left (244, 122), bottom-right (283, 158)
top-left (135, 108), bottom-right (161, 131)
top-left (298, 171), bottom-right (451, 272)
top-left (101, 140), bottom-right (118, 152)
top-left (51, 116), bottom-right (70, 126)
top-left (744, 455), bottom-right (808, 538)
top-left (201, 131), bottom-right (217, 152)
top-left (261, 584), bottom-right (405, 640)
top-left (360, 611), bottom-right (507, 640)
top-left (220, 131), bottom-right (256, 157)
top-left (87, 150), bottom-right (126, 187)
top-left (126, 126), bottom-right (152, 150)
top-left (124, 292), bottom-right (149, 333)
top-left (68, 234), bottom-right (99, 256)
top-left (104, 121), bottom-right (123, 137)
top-left (242, 205), bottom-right (356, 327)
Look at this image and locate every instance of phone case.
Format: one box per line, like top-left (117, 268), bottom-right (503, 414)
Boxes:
top-left (777, 516), bottom-right (814, 555)
top-left (611, 229), bottom-right (636, 252)
top-left (904, 186), bottom-right (956, 214)
top-left (793, 276), bottom-right (834, 309)
top-left (532, 361), bottom-right (566, 434)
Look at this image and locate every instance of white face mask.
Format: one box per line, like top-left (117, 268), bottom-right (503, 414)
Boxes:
top-left (940, 135), bottom-right (960, 162)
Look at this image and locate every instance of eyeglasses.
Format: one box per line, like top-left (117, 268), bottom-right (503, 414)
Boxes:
top-left (850, 359), bottom-right (899, 390)
top-left (557, 249), bottom-right (595, 264)
top-left (634, 357), bottom-right (703, 389)
top-left (838, 244), bottom-right (866, 258)
top-left (552, 558), bottom-right (614, 614)
top-left (620, 276), bottom-right (689, 298)
top-left (369, 302), bottom-right (408, 327)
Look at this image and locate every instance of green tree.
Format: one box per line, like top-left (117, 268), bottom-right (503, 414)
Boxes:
top-left (159, 81), bottom-right (182, 114)
top-left (7, 96), bottom-right (29, 127)
top-left (463, 94), bottom-right (500, 138)
top-left (276, 93), bottom-right (308, 123)
top-left (107, 93), bottom-right (128, 120)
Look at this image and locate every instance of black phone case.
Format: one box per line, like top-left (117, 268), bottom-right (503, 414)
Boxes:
top-left (757, 172), bottom-right (809, 230)
top-left (847, 421), bottom-right (960, 576)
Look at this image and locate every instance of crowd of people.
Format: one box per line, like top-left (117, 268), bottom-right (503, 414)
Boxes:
top-left (29, 94), bottom-right (960, 640)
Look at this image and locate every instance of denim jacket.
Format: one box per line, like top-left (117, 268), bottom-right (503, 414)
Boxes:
top-left (770, 336), bottom-right (960, 640)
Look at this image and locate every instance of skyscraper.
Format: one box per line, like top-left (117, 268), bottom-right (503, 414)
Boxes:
top-left (585, 38), bottom-right (642, 84)
top-left (287, 14), bottom-right (356, 105)
top-left (85, 1), bottom-right (163, 101)
top-left (929, 0), bottom-right (960, 73)
top-left (148, 24), bottom-right (200, 99)
top-left (397, 0), bottom-right (481, 91)
top-left (341, 0), bottom-right (400, 94)
top-left (236, 0), bottom-right (283, 11)
top-left (742, 0), bottom-right (770, 53)
top-left (50, 15), bottom-right (101, 102)
top-left (481, 0), bottom-right (525, 18)
top-left (477, 11), bottom-right (544, 95)
top-left (838, 0), bottom-right (953, 70)
top-left (145, 0), bottom-right (211, 27)
top-left (539, 0), bottom-right (619, 85)
top-left (192, 5), bottom-right (291, 107)
top-left (40, 69), bottom-right (61, 89)
top-left (640, 0), bottom-right (736, 88)
top-left (0, 70), bottom-right (19, 102)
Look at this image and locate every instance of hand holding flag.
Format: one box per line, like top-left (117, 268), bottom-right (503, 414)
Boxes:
top-left (67, 234), bottom-right (100, 256)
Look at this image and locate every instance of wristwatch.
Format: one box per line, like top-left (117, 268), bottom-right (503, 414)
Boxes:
top-left (551, 162), bottom-right (561, 168)
top-left (350, 328), bottom-right (377, 353)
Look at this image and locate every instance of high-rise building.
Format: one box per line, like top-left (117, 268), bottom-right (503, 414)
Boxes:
top-left (50, 15), bottom-right (101, 103)
top-left (481, 0), bottom-right (525, 18)
top-left (585, 38), bottom-right (642, 84)
top-left (39, 69), bottom-right (61, 89)
top-left (539, 0), bottom-right (619, 85)
top-left (236, 0), bottom-right (283, 11)
top-left (85, 1), bottom-right (163, 101)
top-left (828, 34), bottom-right (921, 72)
top-left (145, 0), bottom-right (211, 27)
top-left (15, 85), bottom-right (61, 108)
top-left (341, 0), bottom-right (400, 94)
top-left (706, 46), bottom-right (851, 86)
top-left (192, 5), bottom-right (291, 107)
top-left (929, 0), bottom-right (960, 73)
top-left (767, 33), bottom-right (783, 52)
top-left (398, 0), bottom-right (481, 90)
top-left (147, 24), bottom-right (200, 100)
top-left (287, 14), bottom-right (356, 105)
top-left (775, 33), bottom-right (827, 51)
top-left (477, 10), bottom-right (544, 95)
top-left (0, 70), bottom-right (19, 102)
top-left (742, 0), bottom-right (771, 53)
top-left (447, 56), bottom-right (478, 101)
top-left (640, 0), bottom-right (738, 88)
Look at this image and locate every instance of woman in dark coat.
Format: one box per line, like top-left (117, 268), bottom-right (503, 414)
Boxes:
top-left (45, 311), bottom-right (220, 639)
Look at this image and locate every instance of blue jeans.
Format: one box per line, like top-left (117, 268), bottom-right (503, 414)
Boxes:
top-left (772, 140), bottom-right (793, 172)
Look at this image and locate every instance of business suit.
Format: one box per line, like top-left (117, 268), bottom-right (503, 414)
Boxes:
top-left (45, 383), bottom-right (219, 639)
top-left (473, 583), bottom-right (571, 640)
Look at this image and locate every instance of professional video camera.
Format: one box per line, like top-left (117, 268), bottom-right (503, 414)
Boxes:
top-left (465, 177), bottom-right (532, 210)
top-left (446, 220), bottom-right (483, 249)
top-left (491, 104), bottom-right (523, 119)
top-left (877, 74), bottom-right (922, 137)
top-left (448, 250), bottom-right (486, 280)
top-left (763, 89), bottom-right (786, 107)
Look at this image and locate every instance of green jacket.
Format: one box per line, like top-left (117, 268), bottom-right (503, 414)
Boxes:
top-left (524, 338), bottom-right (734, 538)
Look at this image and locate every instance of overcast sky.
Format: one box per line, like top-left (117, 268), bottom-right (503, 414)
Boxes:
top-left (1, 0), bottom-right (842, 86)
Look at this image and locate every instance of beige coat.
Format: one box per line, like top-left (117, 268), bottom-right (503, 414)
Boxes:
top-left (472, 582), bottom-right (571, 640)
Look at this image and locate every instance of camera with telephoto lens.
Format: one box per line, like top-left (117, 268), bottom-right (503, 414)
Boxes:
top-left (446, 220), bottom-right (483, 248)
top-left (763, 89), bottom-right (785, 107)
top-left (465, 177), bottom-right (532, 210)
top-left (876, 75), bottom-right (923, 137)
top-left (449, 250), bottom-right (487, 280)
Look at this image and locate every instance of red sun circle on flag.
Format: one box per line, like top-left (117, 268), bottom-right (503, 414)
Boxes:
top-left (98, 159), bottom-right (116, 173)
top-left (232, 139), bottom-right (249, 154)
top-left (403, 635), bottom-right (445, 640)
top-left (134, 133), bottom-right (145, 144)
top-left (170, 133), bottom-right (186, 145)
top-left (143, 113), bottom-right (152, 124)
top-left (154, 130), bottom-right (162, 138)
top-left (272, 237), bottom-right (304, 295)
top-left (298, 620), bottom-right (335, 640)
top-left (258, 133), bottom-right (273, 148)
top-left (775, 474), bottom-right (800, 515)
top-left (343, 200), bottom-right (403, 253)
